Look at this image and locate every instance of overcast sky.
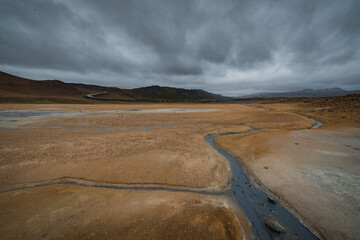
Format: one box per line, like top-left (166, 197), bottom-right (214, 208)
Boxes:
top-left (1, 0), bottom-right (360, 96)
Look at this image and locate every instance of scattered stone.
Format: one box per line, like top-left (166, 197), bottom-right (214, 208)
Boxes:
top-left (268, 196), bottom-right (276, 204)
top-left (265, 219), bottom-right (286, 234)
top-left (258, 202), bottom-right (266, 207)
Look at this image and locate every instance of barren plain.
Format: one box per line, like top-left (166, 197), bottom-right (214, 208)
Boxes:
top-left (0, 96), bottom-right (359, 239)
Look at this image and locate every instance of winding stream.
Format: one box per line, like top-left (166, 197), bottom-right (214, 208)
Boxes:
top-left (206, 131), bottom-right (318, 240)
top-left (204, 117), bottom-right (322, 240)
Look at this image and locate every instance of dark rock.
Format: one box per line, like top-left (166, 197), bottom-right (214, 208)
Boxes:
top-left (265, 219), bottom-right (286, 234)
top-left (268, 196), bottom-right (276, 204)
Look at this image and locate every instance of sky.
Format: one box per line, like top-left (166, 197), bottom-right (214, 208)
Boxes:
top-left (1, 0), bottom-right (360, 96)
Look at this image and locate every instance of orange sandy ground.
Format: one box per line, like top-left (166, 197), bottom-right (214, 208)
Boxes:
top-left (0, 99), bottom-right (358, 239)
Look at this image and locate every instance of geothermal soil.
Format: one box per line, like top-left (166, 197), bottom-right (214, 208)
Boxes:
top-left (0, 98), bottom-right (359, 239)
top-left (216, 98), bottom-right (360, 240)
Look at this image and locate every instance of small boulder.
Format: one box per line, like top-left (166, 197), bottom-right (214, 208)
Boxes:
top-left (265, 219), bottom-right (286, 234)
top-left (268, 196), bottom-right (276, 204)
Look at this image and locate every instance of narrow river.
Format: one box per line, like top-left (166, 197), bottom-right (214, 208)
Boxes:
top-left (204, 116), bottom-right (322, 240)
top-left (206, 131), bottom-right (318, 240)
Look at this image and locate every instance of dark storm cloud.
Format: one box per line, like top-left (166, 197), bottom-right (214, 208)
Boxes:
top-left (0, 0), bottom-right (359, 95)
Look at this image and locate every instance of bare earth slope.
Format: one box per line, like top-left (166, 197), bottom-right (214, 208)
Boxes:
top-left (0, 71), bottom-right (91, 103)
top-left (0, 71), bottom-right (226, 103)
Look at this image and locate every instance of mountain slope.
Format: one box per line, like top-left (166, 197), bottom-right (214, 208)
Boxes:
top-left (129, 85), bottom-right (225, 101)
top-left (0, 71), bottom-right (91, 103)
top-left (73, 84), bottom-right (227, 101)
top-left (0, 71), bottom-right (227, 103)
top-left (239, 88), bottom-right (360, 98)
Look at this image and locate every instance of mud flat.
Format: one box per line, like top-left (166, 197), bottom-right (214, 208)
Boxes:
top-left (1, 101), bottom-right (356, 239)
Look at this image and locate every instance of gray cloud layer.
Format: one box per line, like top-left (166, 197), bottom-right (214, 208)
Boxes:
top-left (1, 0), bottom-right (359, 95)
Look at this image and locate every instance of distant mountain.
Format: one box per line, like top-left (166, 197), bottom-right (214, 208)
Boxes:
top-left (0, 71), bottom-right (227, 103)
top-left (239, 88), bottom-right (360, 99)
top-left (126, 85), bottom-right (225, 101)
top-left (71, 84), bottom-right (227, 101)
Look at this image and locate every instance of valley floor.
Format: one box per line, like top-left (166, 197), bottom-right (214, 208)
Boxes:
top-left (0, 99), bottom-right (358, 239)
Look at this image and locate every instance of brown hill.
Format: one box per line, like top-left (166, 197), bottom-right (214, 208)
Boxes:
top-left (0, 71), bottom-right (227, 103)
top-left (70, 83), bottom-right (136, 101)
top-left (0, 71), bottom-right (91, 103)
top-left (129, 85), bottom-right (226, 101)
top-left (72, 84), bottom-right (227, 102)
